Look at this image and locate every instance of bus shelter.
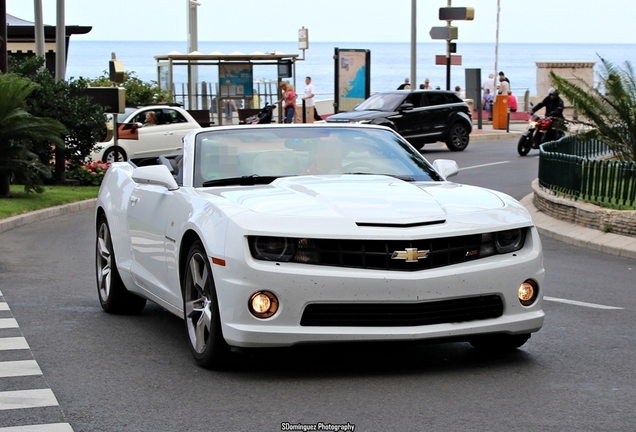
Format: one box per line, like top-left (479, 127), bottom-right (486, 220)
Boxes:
top-left (154, 51), bottom-right (299, 126)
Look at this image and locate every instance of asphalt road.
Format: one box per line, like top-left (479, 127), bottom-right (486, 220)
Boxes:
top-left (1, 139), bottom-right (635, 432)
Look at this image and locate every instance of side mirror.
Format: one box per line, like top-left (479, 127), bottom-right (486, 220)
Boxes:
top-left (398, 103), bottom-right (414, 111)
top-left (132, 165), bottom-right (179, 190)
top-left (432, 159), bottom-right (459, 179)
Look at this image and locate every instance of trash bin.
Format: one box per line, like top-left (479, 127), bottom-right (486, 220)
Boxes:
top-left (492, 94), bottom-right (509, 130)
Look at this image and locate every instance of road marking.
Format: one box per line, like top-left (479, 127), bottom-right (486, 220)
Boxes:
top-left (0, 337), bottom-right (29, 351)
top-left (0, 389), bottom-right (59, 410)
top-left (544, 296), bottom-right (623, 310)
top-left (0, 360), bottom-right (42, 378)
top-left (0, 302), bottom-right (9, 311)
top-left (459, 161), bottom-right (510, 171)
top-left (0, 424), bottom-right (74, 432)
top-left (0, 318), bottom-right (18, 329)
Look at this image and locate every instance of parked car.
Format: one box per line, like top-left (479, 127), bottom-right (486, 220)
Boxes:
top-left (92, 105), bottom-right (202, 163)
top-left (326, 90), bottom-right (472, 151)
top-left (95, 123), bottom-right (544, 369)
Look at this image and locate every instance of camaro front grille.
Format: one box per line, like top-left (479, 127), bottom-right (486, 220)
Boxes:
top-left (300, 295), bottom-right (504, 327)
top-left (311, 235), bottom-right (483, 271)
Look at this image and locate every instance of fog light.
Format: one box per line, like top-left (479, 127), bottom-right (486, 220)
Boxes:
top-left (518, 280), bottom-right (538, 306)
top-left (249, 291), bottom-right (279, 319)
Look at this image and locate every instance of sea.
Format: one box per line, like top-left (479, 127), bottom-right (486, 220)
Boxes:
top-left (64, 40), bottom-right (636, 101)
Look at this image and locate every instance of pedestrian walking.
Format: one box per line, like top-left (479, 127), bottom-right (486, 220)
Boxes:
top-left (302, 76), bottom-right (322, 122)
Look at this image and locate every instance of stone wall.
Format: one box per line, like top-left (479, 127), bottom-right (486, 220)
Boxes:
top-left (532, 180), bottom-right (636, 238)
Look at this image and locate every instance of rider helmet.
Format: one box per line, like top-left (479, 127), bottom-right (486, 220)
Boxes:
top-left (548, 87), bottom-right (559, 97)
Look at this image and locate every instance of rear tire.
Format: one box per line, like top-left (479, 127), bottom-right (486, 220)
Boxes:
top-left (517, 136), bottom-right (532, 156)
top-left (469, 333), bottom-right (531, 351)
top-left (446, 123), bottom-right (470, 151)
top-left (96, 216), bottom-right (147, 314)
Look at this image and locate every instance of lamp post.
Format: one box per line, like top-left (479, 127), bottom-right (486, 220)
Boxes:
top-left (187, 0), bottom-right (200, 109)
top-left (494, 0), bottom-right (500, 85)
top-left (55, 0), bottom-right (65, 81)
top-left (410, 0), bottom-right (416, 91)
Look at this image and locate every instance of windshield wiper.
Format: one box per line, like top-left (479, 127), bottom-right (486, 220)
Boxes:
top-left (202, 175), bottom-right (284, 187)
top-left (343, 172), bottom-right (416, 182)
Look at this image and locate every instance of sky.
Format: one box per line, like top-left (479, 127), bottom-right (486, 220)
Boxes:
top-left (5, 0), bottom-right (636, 45)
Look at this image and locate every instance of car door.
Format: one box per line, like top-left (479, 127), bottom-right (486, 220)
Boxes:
top-left (421, 92), bottom-right (452, 140)
top-left (126, 183), bottom-right (181, 307)
top-left (158, 108), bottom-right (197, 153)
top-left (388, 93), bottom-right (421, 139)
top-left (118, 109), bottom-right (176, 159)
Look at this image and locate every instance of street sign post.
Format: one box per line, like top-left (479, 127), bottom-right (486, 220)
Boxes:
top-left (429, 3), bottom-right (474, 90)
top-left (429, 26), bottom-right (458, 40)
top-left (439, 7), bottom-right (475, 21)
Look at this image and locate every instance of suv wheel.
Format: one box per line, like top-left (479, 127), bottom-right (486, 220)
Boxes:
top-left (446, 123), bottom-right (470, 151)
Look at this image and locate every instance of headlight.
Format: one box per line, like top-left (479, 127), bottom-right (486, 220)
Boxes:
top-left (479, 228), bottom-right (527, 257)
top-left (495, 228), bottom-right (525, 253)
top-left (250, 236), bottom-right (295, 261)
top-left (249, 237), bottom-right (320, 264)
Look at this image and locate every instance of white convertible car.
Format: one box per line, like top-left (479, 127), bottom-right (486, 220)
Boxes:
top-left (95, 123), bottom-right (544, 369)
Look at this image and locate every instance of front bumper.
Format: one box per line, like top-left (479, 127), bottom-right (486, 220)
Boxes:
top-left (213, 228), bottom-right (545, 348)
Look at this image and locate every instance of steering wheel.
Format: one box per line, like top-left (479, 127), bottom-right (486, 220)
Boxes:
top-left (341, 161), bottom-right (378, 173)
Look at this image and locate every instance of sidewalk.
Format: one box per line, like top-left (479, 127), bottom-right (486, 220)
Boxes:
top-left (469, 120), bottom-right (527, 142)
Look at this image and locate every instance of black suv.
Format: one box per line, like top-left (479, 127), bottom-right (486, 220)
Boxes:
top-left (326, 90), bottom-right (472, 151)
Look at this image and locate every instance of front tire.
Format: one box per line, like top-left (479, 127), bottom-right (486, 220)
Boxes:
top-left (446, 123), bottom-right (470, 151)
top-left (183, 241), bottom-right (232, 369)
top-left (517, 136), bottom-right (532, 156)
top-left (96, 216), bottom-right (147, 314)
top-left (469, 333), bottom-right (531, 351)
top-left (103, 146), bottom-right (127, 163)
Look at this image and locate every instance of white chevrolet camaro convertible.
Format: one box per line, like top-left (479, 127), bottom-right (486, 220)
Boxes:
top-left (95, 123), bottom-right (544, 369)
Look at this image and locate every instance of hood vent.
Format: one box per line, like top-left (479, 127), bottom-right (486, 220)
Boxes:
top-left (356, 220), bottom-right (446, 228)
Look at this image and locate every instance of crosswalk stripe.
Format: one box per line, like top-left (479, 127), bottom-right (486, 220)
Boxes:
top-left (0, 423), bottom-right (74, 431)
top-left (0, 360), bottom-right (42, 378)
top-left (0, 337), bottom-right (29, 351)
top-left (0, 318), bottom-right (18, 329)
top-left (0, 302), bottom-right (9, 311)
top-left (0, 389), bottom-right (60, 411)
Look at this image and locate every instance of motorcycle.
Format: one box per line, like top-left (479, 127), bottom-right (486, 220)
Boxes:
top-left (240, 103), bottom-right (276, 125)
top-left (517, 113), bottom-right (565, 156)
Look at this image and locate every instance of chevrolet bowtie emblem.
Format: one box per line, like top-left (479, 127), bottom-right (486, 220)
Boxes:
top-left (391, 248), bottom-right (430, 262)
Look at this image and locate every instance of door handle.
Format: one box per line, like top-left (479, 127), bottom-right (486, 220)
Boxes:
top-left (164, 132), bottom-right (174, 136)
top-left (130, 196), bottom-right (140, 206)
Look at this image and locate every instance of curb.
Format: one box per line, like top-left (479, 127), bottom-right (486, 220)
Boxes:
top-left (0, 198), bottom-right (96, 235)
top-left (520, 192), bottom-right (636, 260)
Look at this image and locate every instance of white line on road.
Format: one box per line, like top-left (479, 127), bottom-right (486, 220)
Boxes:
top-left (0, 319), bottom-right (18, 329)
top-left (0, 424), bottom-right (74, 432)
top-left (0, 302), bottom-right (9, 311)
top-left (0, 389), bottom-right (59, 410)
top-left (544, 296), bottom-right (624, 310)
top-left (0, 337), bottom-right (29, 351)
top-left (459, 161), bottom-right (510, 171)
top-left (0, 360), bottom-right (42, 378)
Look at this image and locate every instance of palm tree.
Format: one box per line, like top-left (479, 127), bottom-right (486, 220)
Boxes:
top-left (550, 56), bottom-right (636, 161)
top-left (0, 73), bottom-right (67, 197)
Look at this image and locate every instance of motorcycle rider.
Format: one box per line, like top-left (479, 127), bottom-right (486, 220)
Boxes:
top-left (530, 87), bottom-right (565, 140)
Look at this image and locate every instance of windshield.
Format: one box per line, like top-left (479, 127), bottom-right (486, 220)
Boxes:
top-left (193, 126), bottom-right (442, 188)
top-left (354, 93), bottom-right (406, 112)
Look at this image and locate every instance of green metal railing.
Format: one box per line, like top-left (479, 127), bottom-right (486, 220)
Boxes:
top-left (538, 136), bottom-right (636, 208)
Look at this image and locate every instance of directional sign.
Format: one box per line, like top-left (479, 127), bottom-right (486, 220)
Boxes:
top-left (439, 7), bottom-right (475, 21)
top-left (429, 26), bottom-right (458, 40)
top-left (435, 55), bottom-right (462, 66)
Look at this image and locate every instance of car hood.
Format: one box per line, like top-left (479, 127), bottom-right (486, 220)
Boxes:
top-left (202, 176), bottom-right (530, 233)
top-left (327, 110), bottom-right (394, 121)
